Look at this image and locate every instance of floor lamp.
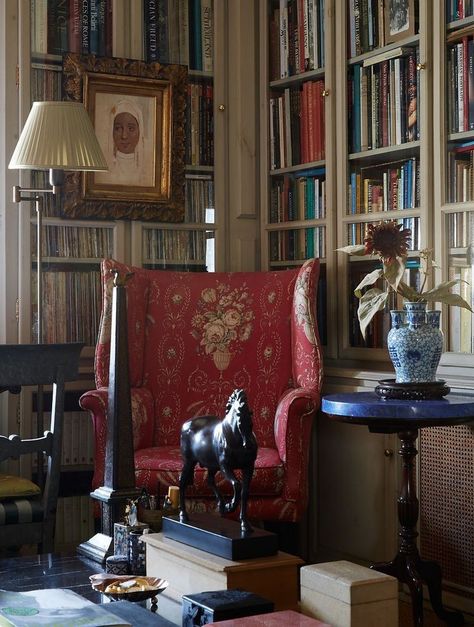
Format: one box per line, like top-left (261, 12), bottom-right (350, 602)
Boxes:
top-left (8, 101), bottom-right (108, 483)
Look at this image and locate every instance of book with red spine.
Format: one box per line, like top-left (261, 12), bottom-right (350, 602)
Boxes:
top-left (68, 0), bottom-right (82, 53)
top-left (300, 82), bottom-right (308, 163)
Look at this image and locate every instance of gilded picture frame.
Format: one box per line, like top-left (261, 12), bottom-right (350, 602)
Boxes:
top-left (384, 0), bottom-right (416, 45)
top-left (62, 54), bottom-right (187, 221)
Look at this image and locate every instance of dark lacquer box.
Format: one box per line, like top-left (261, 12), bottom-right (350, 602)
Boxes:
top-left (182, 589), bottom-right (274, 626)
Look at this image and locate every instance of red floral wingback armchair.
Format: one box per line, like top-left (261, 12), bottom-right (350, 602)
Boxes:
top-left (80, 258), bottom-right (323, 522)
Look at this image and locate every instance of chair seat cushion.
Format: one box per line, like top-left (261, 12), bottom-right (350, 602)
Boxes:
top-left (135, 446), bottom-right (285, 498)
top-left (0, 474), bottom-right (41, 499)
top-left (0, 498), bottom-right (43, 525)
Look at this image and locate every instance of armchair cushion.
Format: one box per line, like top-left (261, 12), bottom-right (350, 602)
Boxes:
top-left (0, 475), bottom-right (41, 499)
top-left (0, 498), bottom-right (43, 525)
top-left (82, 258), bottom-right (323, 523)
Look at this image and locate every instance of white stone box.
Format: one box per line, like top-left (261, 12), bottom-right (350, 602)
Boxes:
top-left (300, 560), bottom-right (398, 627)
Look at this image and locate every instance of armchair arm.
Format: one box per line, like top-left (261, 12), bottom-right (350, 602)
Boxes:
top-left (80, 387), bottom-right (155, 490)
top-left (274, 387), bottom-right (320, 506)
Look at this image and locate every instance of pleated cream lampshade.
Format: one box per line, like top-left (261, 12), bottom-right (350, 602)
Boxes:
top-left (9, 101), bottom-right (108, 171)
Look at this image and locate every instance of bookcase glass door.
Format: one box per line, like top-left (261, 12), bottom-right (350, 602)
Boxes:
top-left (138, 0), bottom-right (217, 270)
top-left (264, 0), bottom-right (328, 345)
top-left (343, 0), bottom-right (425, 353)
top-left (442, 6), bottom-right (474, 356)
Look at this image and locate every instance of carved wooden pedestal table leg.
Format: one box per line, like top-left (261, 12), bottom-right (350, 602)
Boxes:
top-left (371, 430), bottom-right (464, 627)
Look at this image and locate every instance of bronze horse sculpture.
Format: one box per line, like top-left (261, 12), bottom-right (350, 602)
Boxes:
top-left (179, 389), bottom-right (258, 533)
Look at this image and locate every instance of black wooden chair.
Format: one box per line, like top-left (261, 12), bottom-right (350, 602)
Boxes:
top-left (0, 343), bottom-right (83, 553)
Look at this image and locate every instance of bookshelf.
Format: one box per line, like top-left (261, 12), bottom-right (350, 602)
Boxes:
top-left (433, 6), bottom-right (474, 358)
top-left (338, 1), bottom-right (432, 360)
top-left (259, 0), bottom-right (335, 354)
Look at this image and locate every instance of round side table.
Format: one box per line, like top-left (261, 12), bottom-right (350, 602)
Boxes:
top-left (322, 392), bottom-right (474, 627)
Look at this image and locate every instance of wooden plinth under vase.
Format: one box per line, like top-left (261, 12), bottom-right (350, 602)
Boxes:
top-left (375, 379), bottom-right (450, 400)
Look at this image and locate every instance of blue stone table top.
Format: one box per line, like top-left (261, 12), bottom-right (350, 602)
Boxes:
top-left (322, 392), bottom-right (474, 432)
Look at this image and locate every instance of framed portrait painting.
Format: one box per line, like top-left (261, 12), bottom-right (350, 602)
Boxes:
top-left (62, 54), bottom-right (187, 221)
top-left (384, 0), bottom-right (416, 45)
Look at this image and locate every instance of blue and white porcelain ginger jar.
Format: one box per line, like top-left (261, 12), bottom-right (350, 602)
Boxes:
top-left (387, 302), bottom-right (443, 383)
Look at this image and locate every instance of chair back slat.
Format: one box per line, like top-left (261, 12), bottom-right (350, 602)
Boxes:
top-left (0, 433), bottom-right (54, 463)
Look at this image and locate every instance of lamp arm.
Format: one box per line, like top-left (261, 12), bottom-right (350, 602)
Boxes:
top-left (12, 185), bottom-right (55, 204)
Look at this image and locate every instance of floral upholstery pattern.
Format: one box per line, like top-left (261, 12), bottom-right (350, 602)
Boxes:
top-left (80, 258), bottom-right (323, 522)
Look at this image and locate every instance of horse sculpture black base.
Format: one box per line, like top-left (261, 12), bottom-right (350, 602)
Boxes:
top-left (179, 389), bottom-right (258, 534)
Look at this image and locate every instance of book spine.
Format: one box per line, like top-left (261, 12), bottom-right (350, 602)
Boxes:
top-left (406, 50), bottom-right (417, 141)
top-left (352, 65), bottom-right (361, 152)
top-left (279, 0), bottom-right (289, 78)
top-left (157, 0), bottom-right (170, 64)
top-left (144, 0), bottom-right (159, 62)
top-left (463, 36), bottom-right (469, 132)
top-left (34, 0), bottom-right (48, 54)
top-left (458, 41), bottom-right (465, 132)
top-left (168, 0), bottom-right (180, 63)
top-left (178, 0), bottom-right (190, 66)
top-left (469, 38), bottom-right (474, 130)
top-left (89, 0), bottom-right (99, 54)
top-left (97, 0), bottom-right (106, 55)
top-left (104, 0), bottom-right (112, 56)
top-left (48, 0), bottom-right (68, 54)
top-left (354, 0), bottom-right (361, 56)
top-left (81, 0), bottom-right (89, 53)
top-left (201, 0), bottom-right (213, 72)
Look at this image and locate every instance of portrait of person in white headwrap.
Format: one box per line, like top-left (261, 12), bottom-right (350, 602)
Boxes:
top-left (94, 95), bottom-right (155, 188)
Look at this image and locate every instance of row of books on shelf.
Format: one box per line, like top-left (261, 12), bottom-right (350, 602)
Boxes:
top-left (348, 0), bottom-right (386, 58)
top-left (144, 0), bottom-right (213, 71)
top-left (447, 0), bottom-right (474, 21)
top-left (55, 495), bottom-right (95, 551)
top-left (347, 157), bottom-right (419, 214)
top-left (31, 0), bottom-right (113, 57)
top-left (185, 175), bottom-right (214, 222)
top-left (186, 82), bottom-right (214, 166)
top-left (269, 226), bottom-right (326, 261)
top-left (349, 49), bottom-right (419, 153)
top-left (34, 224), bottom-right (113, 259)
top-left (270, 79), bottom-right (325, 169)
top-left (447, 36), bottom-right (474, 133)
top-left (447, 142), bottom-right (474, 202)
top-left (31, 62), bottom-right (62, 102)
top-left (142, 228), bottom-right (208, 262)
top-left (346, 216), bottom-right (420, 249)
top-left (36, 269), bottom-right (101, 345)
top-left (270, 169), bottom-right (325, 222)
top-left (448, 210), bottom-right (474, 248)
top-left (269, 0), bottom-right (325, 81)
top-left (33, 411), bottom-right (94, 468)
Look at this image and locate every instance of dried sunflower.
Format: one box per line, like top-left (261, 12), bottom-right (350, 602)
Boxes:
top-left (337, 221), bottom-right (472, 339)
top-left (364, 221), bottom-right (411, 263)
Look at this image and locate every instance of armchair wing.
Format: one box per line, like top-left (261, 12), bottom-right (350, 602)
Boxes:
top-left (81, 258), bottom-right (323, 523)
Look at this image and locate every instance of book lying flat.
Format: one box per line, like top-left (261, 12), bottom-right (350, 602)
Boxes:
top-left (0, 588), bottom-right (130, 627)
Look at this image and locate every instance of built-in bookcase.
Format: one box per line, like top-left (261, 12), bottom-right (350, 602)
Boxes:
top-left (434, 5), bottom-right (474, 357)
